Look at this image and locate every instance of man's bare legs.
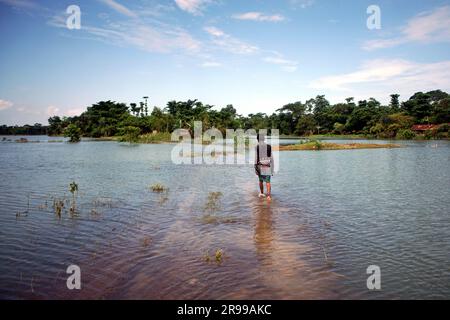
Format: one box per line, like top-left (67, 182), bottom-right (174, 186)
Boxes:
top-left (258, 180), bottom-right (272, 200)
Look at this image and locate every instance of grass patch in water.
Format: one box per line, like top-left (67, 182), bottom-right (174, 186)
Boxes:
top-left (53, 198), bottom-right (65, 218)
top-left (204, 191), bottom-right (223, 212)
top-left (200, 213), bottom-right (239, 225)
top-left (69, 181), bottom-right (78, 215)
top-left (203, 249), bottom-right (224, 264)
top-left (141, 236), bottom-right (151, 247)
top-left (150, 183), bottom-right (168, 193)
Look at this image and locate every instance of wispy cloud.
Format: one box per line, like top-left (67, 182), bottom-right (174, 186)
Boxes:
top-left (364, 5), bottom-right (450, 50)
top-left (48, 9), bottom-right (201, 55)
top-left (232, 12), bottom-right (285, 22)
top-left (309, 59), bottom-right (450, 101)
top-left (289, 0), bottom-right (315, 9)
top-left (98, 0), bottom-right (138, 18)
top-left (204, 26), bottom-right (258, 55)
top-left (0, 99), bottom-right (13, 111)
top-left (174, 0), bottom-right (212, 15)
top-left (201, 61), bottom-right (221, 68)
top-left (0, 0), bottom-right (38, 10)
top-left (263, 55), bottom-right (298, 72)
top-left (46, 106), bottom-right (60, 116)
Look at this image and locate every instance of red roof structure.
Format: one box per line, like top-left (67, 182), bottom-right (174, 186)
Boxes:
top-left (411, 123), bottom-right (449, 131)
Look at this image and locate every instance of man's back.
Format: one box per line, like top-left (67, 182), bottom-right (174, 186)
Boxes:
top-left (256, 142), bottom-right (273, 176)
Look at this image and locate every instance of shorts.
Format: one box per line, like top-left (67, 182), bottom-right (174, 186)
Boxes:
top-left (258, 175), bottom-right (271, 183)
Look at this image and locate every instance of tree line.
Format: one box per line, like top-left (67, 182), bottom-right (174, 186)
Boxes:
top-left (1, 90), bottom-right (449, 140)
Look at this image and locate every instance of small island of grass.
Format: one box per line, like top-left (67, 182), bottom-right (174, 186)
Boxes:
top-left (277, 140), bottom-right (401, 151)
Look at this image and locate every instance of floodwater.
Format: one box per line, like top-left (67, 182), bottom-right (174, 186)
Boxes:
top-left (0, 136), bottom-right (449, 299)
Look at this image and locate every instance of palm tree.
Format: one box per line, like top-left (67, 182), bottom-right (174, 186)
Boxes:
top-left (130, 103), bottom-right (138, 116)
top-left (143, 96), bottom-right (149, 116)
top-left (139, 102), bottom-right (145, 117)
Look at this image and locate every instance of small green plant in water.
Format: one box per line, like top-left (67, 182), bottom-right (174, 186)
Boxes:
top-left (141, 236), bottom-right (151, 247)
top-left (203, 249), bottom-right (224, 264)
top-left (16, 194), bottom-right (31, 219)
top-left (69, 181), bottom-right (78, 215)
top-left (151, 183), bottom-right (168, 193)
top-left (203, 251), bottom-right (211, 262)
top-left (215, 249), bottom-right (223, 263)
top-left (204, 191), bottom-right (223, 212)
top-left (53, 198), bottom-right (65, 218)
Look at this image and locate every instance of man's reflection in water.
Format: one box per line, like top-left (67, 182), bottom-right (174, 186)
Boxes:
top-left (253, 201), bottom-right (274, 266)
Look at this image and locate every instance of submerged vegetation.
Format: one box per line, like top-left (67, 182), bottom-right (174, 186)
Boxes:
top-left (200, 214), bottom-right (239, 225)
top-left (53, 198), bottom-right (65, 218)
top-left (203, 249), bottom-right (224, 264)
top-left (204, 191), bottom-right (223, 213)
top-left (150, 183), bottom-right (168, 193)
top-left (69, 181), bottom-right (79, 214)
top-left (200, 192), bottom-right (240, 225)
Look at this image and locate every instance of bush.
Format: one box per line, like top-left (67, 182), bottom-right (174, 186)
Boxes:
top-left (424, 130), bottom-right (435, 140)
top-left (333, 122), bottom-right (345, 134)
top-left (396, 129), bottom-right (416, 140)
top-left (369, 123), bottom-right (384, 136)
top-left (437, 124), bottom-right (450, 133)
top-left (64, 124), bottom-right (81, 143)
top-left (436, 132), bottom-right (448, 139)
top-left (118, 126), bottom-right (141, 143)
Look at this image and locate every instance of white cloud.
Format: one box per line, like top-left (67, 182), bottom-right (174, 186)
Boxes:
top-left (48, 14), bottom-right (201, 54)
top-left (309, 59), bottom-right (450, 102)
top-left (232, 12), bottom-right (285, 22)
top-left (174, 0), bottom-right (211, 15)
top-left (263, 56), bottom-right (298, 72)
top-left (0, 99), bottom-right (13, 111)
top-left (47, 106), bottom-right (60, 116)
top-left (364, 5), bottom-right (450, 50)
top-left (201, 61), bottom-right (221, 67)
top-left (204, 26), bottom-right (224, 37)
top-left (204, 26), bottom-right (259, 55)
top-left (98, 0), bottom-right (137, 18)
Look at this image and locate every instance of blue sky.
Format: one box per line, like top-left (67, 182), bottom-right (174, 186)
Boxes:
top-left (0, 0), bottom-right (449, 125)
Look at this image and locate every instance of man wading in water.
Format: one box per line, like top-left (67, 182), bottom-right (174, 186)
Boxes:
top-left (255, 133), bottom-right (274, 201)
